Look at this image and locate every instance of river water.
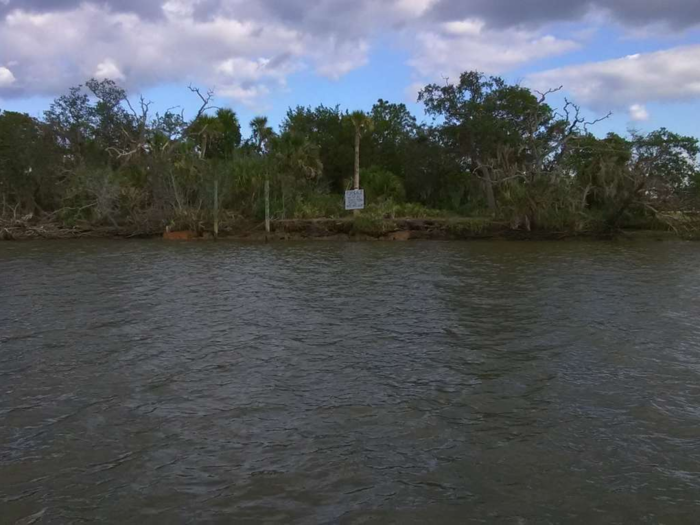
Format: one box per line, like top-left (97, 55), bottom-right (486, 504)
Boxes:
top-left (1, 240), bottom-right (700, 524)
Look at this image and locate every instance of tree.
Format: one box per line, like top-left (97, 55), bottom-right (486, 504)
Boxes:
top-left (360, 167), bottom-right (406, 203)
top-left (348, 111), bottom-right (373, 192)
top-left (189, 108), bottom-right (241, 160)
top-left (419, 72), bottom-right (553, 212)
top-left (86, 78), bottom-right (134, 160)
top-left (0, 111), bottom-right (61, 213)
top-left (272, 131), bottom-right (323, 182)
top-left (605, 129), bottom-right (700, 226)
top-left (281, 105), bottom-right (353, 191)
top-left (44, 85), bottom-right (96, 168)
top-left (633, 129), bottom-right (699, 196)
top-left (366, 99), bottom-right (417, 179)
top-left (3, 72), bottom-right (699, 236)
top-left (419, 71), bottom-right (611, 225)
top-left (567, 133), bottom-right (632, 211)
top-left (270, 131), bottom-right (324, 218)
top-left (402, 126), bottom-right (471, 210)
top-left (250, 116), bottom-right (275, 155)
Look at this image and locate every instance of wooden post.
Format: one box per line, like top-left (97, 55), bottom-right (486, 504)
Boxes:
top-left (282, 185), bottom-right (286, 220)
top-left (265, 177), bottom-right (271, 234)
top-left (213, 179), bottom-right (219, 240)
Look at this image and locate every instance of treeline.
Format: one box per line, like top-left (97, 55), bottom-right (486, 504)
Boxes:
top-left (1, 71), bottom-right (699, 234)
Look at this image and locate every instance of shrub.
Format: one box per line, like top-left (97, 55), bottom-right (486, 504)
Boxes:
top-left (357, 167), bottom-right (406, 203)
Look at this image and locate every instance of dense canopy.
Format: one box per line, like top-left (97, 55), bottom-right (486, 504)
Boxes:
top-left (1, 72), bottom-right (698, 235)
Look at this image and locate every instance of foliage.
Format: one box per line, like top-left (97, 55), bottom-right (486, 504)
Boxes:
top-left (1, 73), bottom-right (698, 237)
top-left (358, 167), bottom-right (406, 203)
top-left (188, 108), bottom-right (242, 160)
top-left (0, 111), bottom-right (61, 212)
top-left (393, 202), bottom-right (452, 219)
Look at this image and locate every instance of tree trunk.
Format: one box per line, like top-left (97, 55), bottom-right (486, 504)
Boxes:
top-left (170, 170), bottom-right (184, 213)
top-left (282, 184), bottom-right (286, 220)
top-left (483, 170), bottom-right (496, 213)
top-left (581, 184), bottom-right (592, 211)
top-left (354, 131), bottom-right (361, 190)
top-left (354, 131), bottom-right (361, 216)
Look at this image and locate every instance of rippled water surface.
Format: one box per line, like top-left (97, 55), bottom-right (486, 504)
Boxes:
top-left (2, 240), bottom-right (700, 524)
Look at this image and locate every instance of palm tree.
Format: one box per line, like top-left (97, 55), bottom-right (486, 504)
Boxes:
top-left (349, 111), bottom-right (374, 192)
top-left (215, 108), bottom-right (242, 159)
top-left (189, 108), bottom-right (241, 160)
top-left (250, 116), bottom-right (275, 155)
top-left (272, 131), bottom-right (323, 219)
top-left (273, 131), bottom-right (323, 181)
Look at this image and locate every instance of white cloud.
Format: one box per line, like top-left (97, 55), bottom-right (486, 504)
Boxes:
top-left (0, 0), bottom-right (698, 117)
top-left (405, 81), bottom-right (425, 103)
top-left (528, 44), bottom-right (700, 113)
top-left (0, 4), bottom-right (311, 104)
top-left (0, 66), bottom-right (15, 87)
top-left (218, 84), bottom-right (270, 105)
top-left (408, 23), bottom-right (579, 80)
top-left (312, 39), bottom-right (370, 80)
top-left (395, 0), bottom-right (438, 17)
top-left (95, 59), bottom-right (125, 81)
top-left (443, 19), bottom-right (484, 36)
top-left (0, 0), bottom-right (583, 106)
top-left (428, 0), bottom-right (700, 30)
top-left (216, 57), bottom-right (272, 80)
top-left (629, 104), bottom-right (650, 121)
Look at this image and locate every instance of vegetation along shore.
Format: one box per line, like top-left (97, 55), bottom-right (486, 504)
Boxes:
top-left (1, 71), bottom-right (699, 242)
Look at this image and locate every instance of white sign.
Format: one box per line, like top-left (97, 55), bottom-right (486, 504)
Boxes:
top-left (345, 190), bottom-right (365, 210)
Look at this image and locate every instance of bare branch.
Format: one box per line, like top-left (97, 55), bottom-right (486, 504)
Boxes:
top-left (534, 85), bottom-right (563, 104)
top-left (583, 112), bottom-right (613, 133)
top-left (106, 145), bottom-right (142, 160)
top-left (188, 84), bottom-right (219, 120)
top-left (124, 97), bottom-right (139, 120)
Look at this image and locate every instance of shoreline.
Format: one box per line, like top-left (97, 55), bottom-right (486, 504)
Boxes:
top-left (0, 218), bottom-right (681, 242)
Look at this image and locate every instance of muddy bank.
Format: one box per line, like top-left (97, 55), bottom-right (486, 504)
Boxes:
top-left (0, 224), bottom-right (156, 241)
top-left (235, 218), bottom-right (602, 242)
top-left (2, 216), bottom-right (679, 242)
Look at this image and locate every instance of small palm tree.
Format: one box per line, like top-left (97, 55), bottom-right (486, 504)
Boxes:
top-left (189, 114), bottom-right (220, 159)
top-left (215, 108), bottom-right (242, 159)
top-left (189, 108), bottom-right (241, 159)
top-left (250, 116), bottom-right (275, 155)
top-left (349, 111), bottom-right (374, 191)
top-left (273, 132), bottom-right (323, 181)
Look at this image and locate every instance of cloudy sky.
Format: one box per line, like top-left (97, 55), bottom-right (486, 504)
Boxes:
top-left (1, 0), bottom-right (699, 137)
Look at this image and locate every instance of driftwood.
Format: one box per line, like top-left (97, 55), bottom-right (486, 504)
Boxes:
top-left (0, 215), bottom-right (154, 241)
top-left (0, 217), bottom-right (91, 240)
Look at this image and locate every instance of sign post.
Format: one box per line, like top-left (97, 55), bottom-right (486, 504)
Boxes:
top-left (345, 190), bottom-right (365, 212)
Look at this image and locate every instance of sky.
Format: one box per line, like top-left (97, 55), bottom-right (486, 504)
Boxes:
top-left (0, 0), bottom-right (699, 138)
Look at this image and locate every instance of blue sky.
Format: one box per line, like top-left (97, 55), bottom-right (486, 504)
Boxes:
top-left (1, 0), bottom-right (699, 139)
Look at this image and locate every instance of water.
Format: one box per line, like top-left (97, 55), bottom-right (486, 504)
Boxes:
top-left (1, 240), bottom-right (700, 524)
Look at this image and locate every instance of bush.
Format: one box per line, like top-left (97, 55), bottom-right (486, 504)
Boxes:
top-left (357, 167), bottom-right (406, 203)
top-left (393, 202), bottom-right (453, 218)
top-left (292, 192), bottom-right (345, 219)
